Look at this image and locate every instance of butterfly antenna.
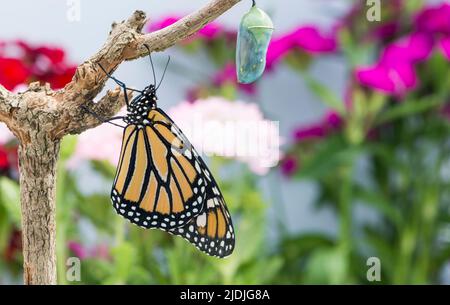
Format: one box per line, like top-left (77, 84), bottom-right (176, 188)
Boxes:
top-left (156, 56), bottom-right (171, 91)
top-left (144, 44), bottom-right (157, 87)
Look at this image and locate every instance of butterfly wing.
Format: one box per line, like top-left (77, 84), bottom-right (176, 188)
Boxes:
top-left (170, 184), bottom-right (235, 258)
top-left (111, 107), bottom-right (235, 257)
top-left (111, 109), bottom-right (208, 230)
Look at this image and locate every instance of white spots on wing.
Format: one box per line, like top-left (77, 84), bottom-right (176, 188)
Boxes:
top-left (207, 199), bottom-right (215, 208)
top-left (196, 213), bottom-right (207, 227)
top-left (195, 162), bottom-right (201, 173)
top-left (184, 149), bottom-right (192, 159)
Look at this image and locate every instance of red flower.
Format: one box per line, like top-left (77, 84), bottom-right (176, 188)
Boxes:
top-left (42, 66), bottom-right (77, 89)
top-left (0, 57), bottom-right (29, 90)
top-left (0, 146), bottom-right (9, 171)
top-left (3, 229), bottom-right (22, 262)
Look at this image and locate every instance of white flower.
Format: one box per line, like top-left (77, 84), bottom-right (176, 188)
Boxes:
top-left (168, 97), bottom-right (280, 175)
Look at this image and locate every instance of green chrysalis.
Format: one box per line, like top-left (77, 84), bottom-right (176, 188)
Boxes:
top-left (236, 1), bottom-right (274, 84)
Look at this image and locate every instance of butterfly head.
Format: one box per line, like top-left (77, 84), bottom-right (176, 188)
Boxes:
top-left (138, 84), bottom-right (158, 108)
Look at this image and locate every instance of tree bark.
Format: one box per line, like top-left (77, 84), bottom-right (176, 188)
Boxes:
top-left (0, 0), bottom-right (241, 285)
top-left (19, 137), bottom-right (60, 285)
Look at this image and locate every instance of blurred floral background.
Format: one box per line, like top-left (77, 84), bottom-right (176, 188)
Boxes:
top-left (2, 0), bottom-right (450, 284)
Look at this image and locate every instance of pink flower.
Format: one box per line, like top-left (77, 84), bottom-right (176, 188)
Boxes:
top-left (68, 241), bottom-right (88, 260)
top-left (293, 125), bottom-right (327, 141)
top-left (370, 22), bottom-right (400, 41)
top-left (267, 26), bottom-right (337, 69)
top-left (291, 26), bottom-right (337, 54)
top-left (356, 62), bottom-right (417, 95)
top-left (68, 241), bottom-right (110, 260)
top-left (325, 111), bottom-right (343, 129)
top-left (213, 63), bottom-right (256, 94)
top-left (293, 110), bottom-right (343, 142)
top-left (148, 16), bottom-right (224, 40)
top-left (415, 3), bottom-right (450, 35)
top-left (198, 23), bottom-right (222, 39)
top-left (355, 33), bottom-right (432, 96)
top-left (168, 97), bottom-right (280, 175)
top-left (148, 16), bottom-right (179, 31)
top-left (280, 156), bottom-right (298, 177)
top-left (439, 36), bottom-right (450, 60)
top-left (266, 35), bottom-right (295, 69)
top-left (381, 32), bottom-right (434, 65)
top-left (67, 109), bottom-right (126, 168)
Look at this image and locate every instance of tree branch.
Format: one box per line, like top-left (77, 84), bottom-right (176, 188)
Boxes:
top-left (58, 0), bottom-right (241, 133)
top-left (131, 0), bottom-right (241, 56)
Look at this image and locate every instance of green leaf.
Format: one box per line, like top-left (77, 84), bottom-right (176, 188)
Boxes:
top-left (376, 95), bottom-right (445, 125)
top-left (302, 74), bottom-right (345, 115)
top-left (0, 177), bottom-right (21, 226)
top-left (77, 194), bottom-right (117, 233)
top-left (303, 247), bottom-right (349, 284)
top-left (354, 186), bottom-right (402, 227)
top-left (60, 135), bottom-right (77, 161)
top-left (296, 137), bottom-right (361, 179)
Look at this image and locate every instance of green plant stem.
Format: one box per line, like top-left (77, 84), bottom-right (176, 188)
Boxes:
top-left (338, 164), bottom-right (353, 282)
top-left (56, 160), bottom-right (68, 285)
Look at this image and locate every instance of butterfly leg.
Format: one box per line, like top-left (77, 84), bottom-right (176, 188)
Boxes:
top-left (97, 63), bottom-right (142, 107)
top-left (81, 104), bottom-right (125, 128)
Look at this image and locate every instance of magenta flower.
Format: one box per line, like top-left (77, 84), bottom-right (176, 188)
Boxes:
top-left (293, 111), bottom-right (343, 142)
top-left (415, 3), bottom-right (450, 35)
top-left (381, 32), bottom-right (434, 65)
top-left (267, 26), bottom-right (337, 69)
top-left (280, 156), bottom-right (299, 177)
top-left (68, 241), bottom-right (110, 260)
top-left (325, 111), bottom-right (343, 129)
top-left (148, 16), bottom-right (224, 40)
top-left (68, 241), bottom-right (88, 260)
top-left (148, 16), bottom-right (179, 31)
top-left (439, 36), bottom-right (450, 60)
top-left (370, 22), bottom-right (400, 41)
top-left (293, 125), bottom-right (327, 141)
top-left (355, 32), bottom-right (432, 96)
top-left (213, 62), bottom-right (256, 94)
top-left (356, 62), bottom-right (417, 96)
top-left (266, 35), bottom-right (294, 69)
top-left (291, 26), bottom-right (337, 54)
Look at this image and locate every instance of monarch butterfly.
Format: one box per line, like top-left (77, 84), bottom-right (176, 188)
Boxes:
top-left (88, 50), bottom-right (235, 258)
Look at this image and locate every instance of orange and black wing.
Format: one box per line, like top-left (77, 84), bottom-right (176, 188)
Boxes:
top-left (111, 110), bottom-right (208, 230)
top-left (170, 184), bottom-right (235, 258)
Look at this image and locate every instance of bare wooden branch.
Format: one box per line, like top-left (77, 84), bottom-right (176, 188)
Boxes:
top-left (131, 0), bottom-right (241, 56)
top-left (0, 0), bottom-right (241, 284)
